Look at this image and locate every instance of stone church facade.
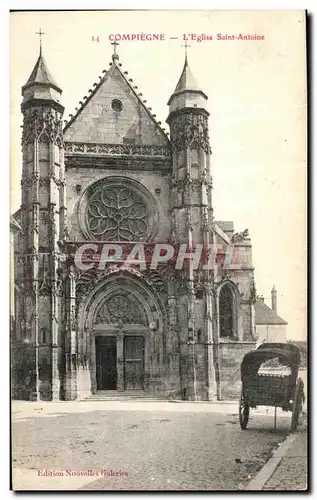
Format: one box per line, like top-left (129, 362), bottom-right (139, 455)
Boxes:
top-left (12, 44), bottom-right (258, 402)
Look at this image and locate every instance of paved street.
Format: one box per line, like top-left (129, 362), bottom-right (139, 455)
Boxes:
top-left (263, 430), bottom-right (307, 491)
top-left (12, 401), bottom-right (296, 491)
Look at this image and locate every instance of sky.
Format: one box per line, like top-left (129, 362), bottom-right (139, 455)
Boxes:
top-left (10, 10), bottom-right (307, 340)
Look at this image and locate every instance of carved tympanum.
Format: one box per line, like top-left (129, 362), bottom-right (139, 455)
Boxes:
top-left (94, 293), bottom-right (147, 325)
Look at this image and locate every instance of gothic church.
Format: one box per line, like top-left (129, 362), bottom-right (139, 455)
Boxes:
top-left (12, 43), bottom-right (257, 401)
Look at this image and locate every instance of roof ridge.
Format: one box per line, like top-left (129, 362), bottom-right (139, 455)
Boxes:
top-left (255, 299), bottom-right (288, 325)
top-left (63, 59), bottom-right (170, 142)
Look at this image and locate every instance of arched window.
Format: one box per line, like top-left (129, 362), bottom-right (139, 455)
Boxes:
top-left (219, 284), bottom-right (235, 338)
top-left (197, 328), bottom-right (202, 342)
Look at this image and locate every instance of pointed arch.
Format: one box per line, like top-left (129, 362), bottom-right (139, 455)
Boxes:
top-left (218, 280), bottom-right (239, 339)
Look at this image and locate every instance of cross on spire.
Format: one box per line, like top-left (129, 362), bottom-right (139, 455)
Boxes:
top-left (36, 28), bottom-right (45, 55)
top-left (181, 39), bottom-right (191, 61)
top-left (111, 40), bottom-right (119, 62)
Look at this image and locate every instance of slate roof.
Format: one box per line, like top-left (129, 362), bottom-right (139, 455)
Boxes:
top-left (168, 56), bottom-right (208, 104)
top-left (174, 57), bottom-right (202, 93)
top-left (23, 49), bottom-right (61, 92)
top-left (255, 299), bottom-right (288, 325)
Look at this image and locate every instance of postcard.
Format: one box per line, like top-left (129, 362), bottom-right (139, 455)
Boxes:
top-left (10, 10), bottom-right (307, 491)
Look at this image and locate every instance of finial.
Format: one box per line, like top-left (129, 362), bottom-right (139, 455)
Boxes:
top-left (36, 28), bottom-right (45, 56)
top-left (181, 39), bottom-right (191, 63)
top-left (111, 40), bottom-right (119, 63)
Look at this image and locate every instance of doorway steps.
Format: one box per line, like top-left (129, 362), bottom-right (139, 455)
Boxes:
top-left (83, 390), bottom-right (169, 402)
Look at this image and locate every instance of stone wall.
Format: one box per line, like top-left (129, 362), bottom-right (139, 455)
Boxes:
top-left (218, 342), bottom-right (255, 400)
top-left (65, 167), bottom-right (172, 244)
top-left (64, 65), bottom-right (169, 146)
top-left (256, 324), bottom-right (287, 344)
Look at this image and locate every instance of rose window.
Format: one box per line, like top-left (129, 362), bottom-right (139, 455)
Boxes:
top-left (86, 185), bottom-right (149, 241)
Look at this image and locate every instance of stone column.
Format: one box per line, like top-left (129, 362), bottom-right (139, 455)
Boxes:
top-left (116, 330), bottom-right (124, 391)
top-left (204, 285), bottom-right (217, 400)
top-left (64, 271), bottom-right (78, 400)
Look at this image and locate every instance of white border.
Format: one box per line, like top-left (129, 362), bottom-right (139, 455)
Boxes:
top-left (3, 3), bottom-right (314, 499)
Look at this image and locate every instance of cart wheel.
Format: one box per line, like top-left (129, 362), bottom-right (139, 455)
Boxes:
top-left (239, 391), bottom-right (250, 430)
top-left (291, 378), bottom-right (304, 433)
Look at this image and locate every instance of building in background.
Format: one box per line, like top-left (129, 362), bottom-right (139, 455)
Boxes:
top-left (255, 285), bottom-right (288, 344)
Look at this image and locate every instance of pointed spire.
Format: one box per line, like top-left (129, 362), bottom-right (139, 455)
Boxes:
top-left (23, 51), bottom-right (61, 91)
top-left (174, 57), bottom-right (202, 94)
top-left (21, 37), bottom-right (63, 112)
top-left (167, 51), bottom-right (207, 106)
top-left (23, 29), bottom-right (61, 92)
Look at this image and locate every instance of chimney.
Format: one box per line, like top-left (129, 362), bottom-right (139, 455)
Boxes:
top-left (271, 285), bottom-right (277, 313)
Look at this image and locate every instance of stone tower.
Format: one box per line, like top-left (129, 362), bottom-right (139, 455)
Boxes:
top-left (166, 55), bottom-right (217, 400)
top-left (15, 45), bottom-right (66, 400)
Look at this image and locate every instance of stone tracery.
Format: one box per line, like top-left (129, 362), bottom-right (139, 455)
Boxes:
top-left (85, 183), bottom-right (150, 241)
top-left (94, 292), bottom-right (148, 325)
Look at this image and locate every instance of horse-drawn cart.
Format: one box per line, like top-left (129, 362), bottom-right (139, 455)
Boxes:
top-left (239, 343), bottom-right (305, 432)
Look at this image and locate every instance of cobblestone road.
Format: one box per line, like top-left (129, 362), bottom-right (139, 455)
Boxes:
top-left (12, 402), bottom-right (292, 491)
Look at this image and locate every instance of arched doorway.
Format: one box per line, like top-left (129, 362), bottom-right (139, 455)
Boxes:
top-left (80, 272), bottom-right (165, 394)
top-left (94, 291), bottom-right (148, 391)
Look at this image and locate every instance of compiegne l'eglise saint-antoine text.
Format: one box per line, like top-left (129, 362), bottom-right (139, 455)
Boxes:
top-left (108, 33), bottom-right (265, 42)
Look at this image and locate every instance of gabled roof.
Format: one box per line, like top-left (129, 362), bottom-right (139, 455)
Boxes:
top-left (63, 56), bottom-right (169, 142)
top-left (23, 49), bottom-right (61, 92)
top-left (255, 299), bottom-right (288, 326)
